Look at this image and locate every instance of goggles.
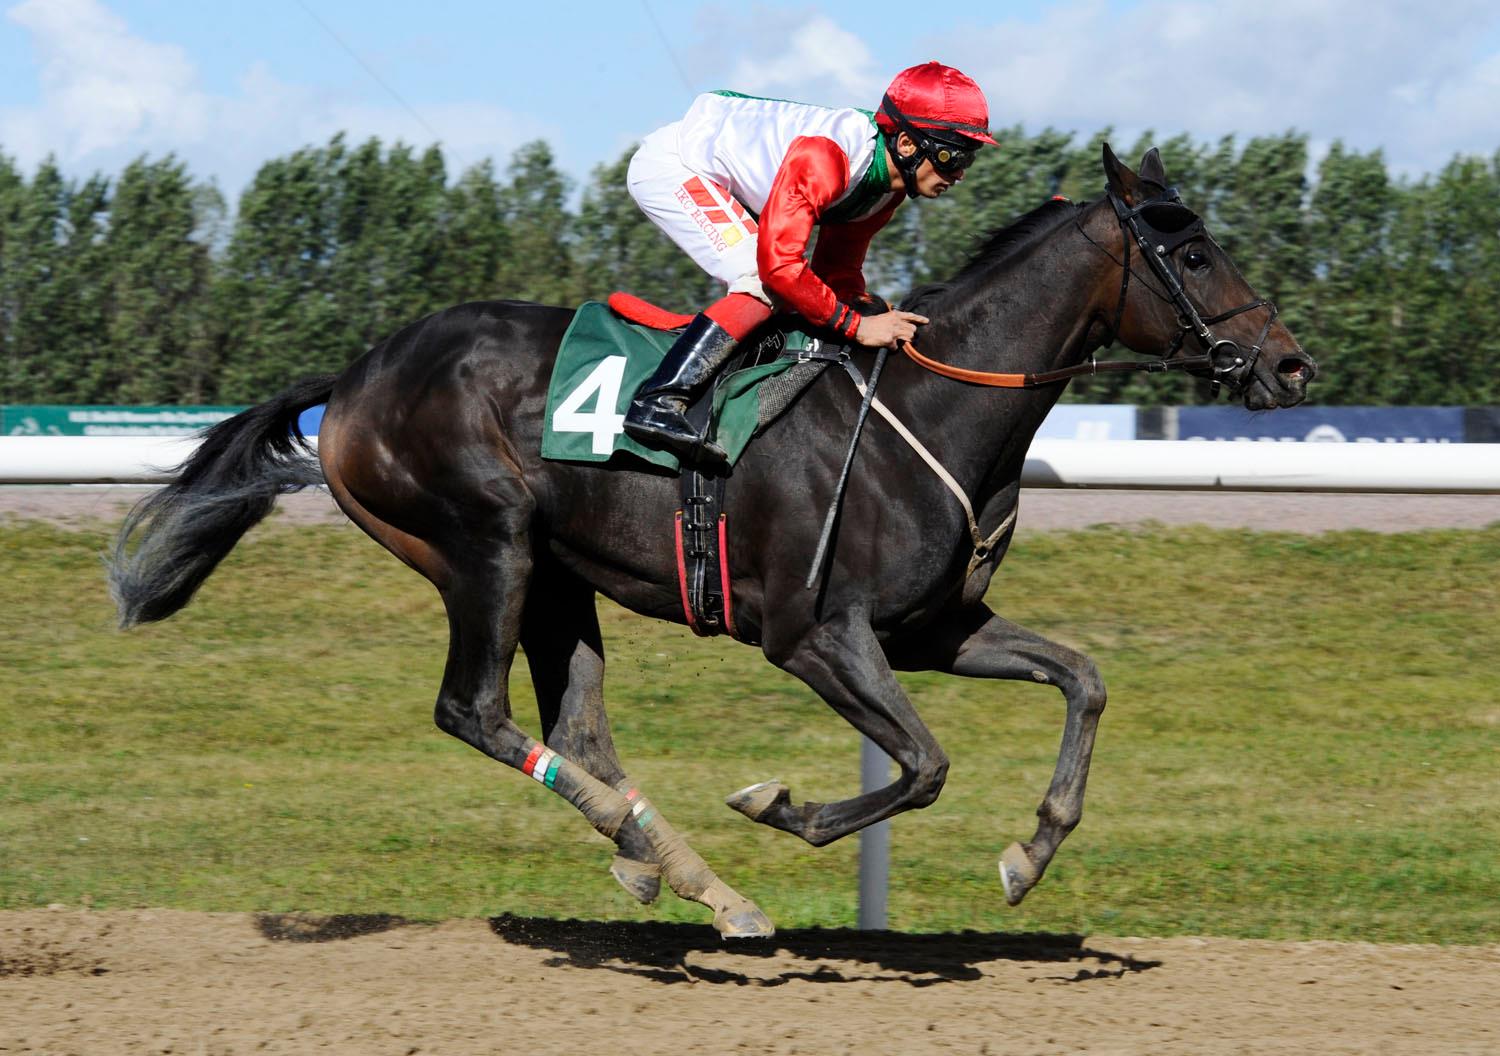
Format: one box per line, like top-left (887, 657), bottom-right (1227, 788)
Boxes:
top-left (927, 139), bottom-right (978, 175)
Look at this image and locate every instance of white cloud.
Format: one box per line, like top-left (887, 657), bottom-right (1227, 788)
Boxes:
top-left (0, 0), bottom-right (554, 197)
top-left (718, 12), bottom-right (885, 103)
top-left (925, 0), bottom-right (1500, 176)
top-left (6, 0), bottom-right (205, 156)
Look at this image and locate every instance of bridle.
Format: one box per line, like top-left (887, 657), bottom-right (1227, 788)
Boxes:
top-left (898, 190), bottom-right (1280, 398)
top-left (1102, 188), bottom-right (1278, 398)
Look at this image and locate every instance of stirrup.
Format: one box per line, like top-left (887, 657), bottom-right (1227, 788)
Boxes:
top-left (624, 407), bottom-right (729, 470)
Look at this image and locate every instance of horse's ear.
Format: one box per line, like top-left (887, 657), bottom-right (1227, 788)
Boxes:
top-left (1102, 142), bottom-right (1143, 204)
top-left (1139, 147), bottom-right (1167, 189)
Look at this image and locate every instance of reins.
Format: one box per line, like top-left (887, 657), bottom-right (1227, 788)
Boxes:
top-left (895, 191), bottom-right (1276, 396)
top-left (898, 336), bottom-right (1209, 388)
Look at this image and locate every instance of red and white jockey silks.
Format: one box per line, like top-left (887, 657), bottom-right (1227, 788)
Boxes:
top-left (627, 92), bottom-right (901, 340)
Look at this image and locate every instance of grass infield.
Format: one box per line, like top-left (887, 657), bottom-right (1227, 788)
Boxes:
top-left (2, 514), bottom-right (1496, 943)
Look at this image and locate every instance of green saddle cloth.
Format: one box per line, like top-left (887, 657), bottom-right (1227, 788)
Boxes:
top-left (541, 301), bottom-right (816, 470)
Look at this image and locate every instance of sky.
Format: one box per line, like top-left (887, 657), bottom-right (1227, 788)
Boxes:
top-left (1, 0), bottom-right (1497, 204)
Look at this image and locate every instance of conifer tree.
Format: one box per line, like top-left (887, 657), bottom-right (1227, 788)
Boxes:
top-left (216, 139), bottom-right (349, 400)
top-left (494, 141), bottom-right (580, 306)
top-left (1306, 143), bottom-right (1392, 403)
top-left (0, 158), bottom-right (69, 403)
top-left (438, 159), bottom-right (508, 304)
top-left (95, 157), bottom-right (217, 403)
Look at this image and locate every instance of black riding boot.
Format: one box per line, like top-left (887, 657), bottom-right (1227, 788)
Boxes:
top-left (623, 313), bottom-right (739, 471)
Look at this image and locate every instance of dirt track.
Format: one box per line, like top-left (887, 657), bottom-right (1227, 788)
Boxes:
top-left (2, 910), bottom-right (1496, 1055)
top-left (6, 487), bottom-right (1499, 1054)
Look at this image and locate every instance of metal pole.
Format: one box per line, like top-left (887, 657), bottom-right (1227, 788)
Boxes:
top-left (857, 735), bottom-right (891, 930)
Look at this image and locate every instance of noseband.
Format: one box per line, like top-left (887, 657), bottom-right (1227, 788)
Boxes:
top-left (1103, 189), bottom-right (1278, 398)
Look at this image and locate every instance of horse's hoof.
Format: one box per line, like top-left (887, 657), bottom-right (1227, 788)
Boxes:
top-left (609, 854), bottom-right (661, 905)
top-left (999, 842), bottom-right (1041, 906)
top-left (713, 902), bottom-right (776, 940)
top-left (725, 780), bottom-right (788, 822)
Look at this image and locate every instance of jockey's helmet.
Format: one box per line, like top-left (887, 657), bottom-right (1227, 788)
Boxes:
top-left (876, 61), bottom-right (997, 197)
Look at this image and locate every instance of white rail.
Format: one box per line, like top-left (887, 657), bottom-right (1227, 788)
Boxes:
top-left (0, 436), bottom-right (316, 484)
top-left (1022, 440), bottom-right (1500, 493)
top-left (3, 435), bottom-right (1498, 492)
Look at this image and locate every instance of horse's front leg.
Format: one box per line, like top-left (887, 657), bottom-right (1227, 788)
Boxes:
top-left (886, 603), bottom-right (1107, 906)
top-left (730, 610), bottom-right (949, 846)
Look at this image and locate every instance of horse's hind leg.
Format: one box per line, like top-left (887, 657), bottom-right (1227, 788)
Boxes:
top-left (442, 553), bottom-right (769, 936)
top-left (322, 427), bottom-right (770, 936)
top-left (520, 562), bottom-right (662, 904)
top-left (886, 602), bottom-right (1107, 906)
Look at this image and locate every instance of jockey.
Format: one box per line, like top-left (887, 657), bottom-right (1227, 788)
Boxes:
top-left (622, 60), bottom-right (998, 470)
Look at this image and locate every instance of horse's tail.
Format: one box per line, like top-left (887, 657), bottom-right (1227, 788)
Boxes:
top-left (108, 374), bottom-right (338, 628)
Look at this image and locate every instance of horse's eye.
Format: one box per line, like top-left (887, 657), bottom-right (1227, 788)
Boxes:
top-left (1185, 249), bottom-right (1210, 271)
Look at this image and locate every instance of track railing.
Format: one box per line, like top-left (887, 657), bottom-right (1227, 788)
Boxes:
top-left (4, 436), bottom-right (1499, 491)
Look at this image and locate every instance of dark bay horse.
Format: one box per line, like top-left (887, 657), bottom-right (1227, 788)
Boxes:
top-left (110, 146), bottom-right (1315, 938)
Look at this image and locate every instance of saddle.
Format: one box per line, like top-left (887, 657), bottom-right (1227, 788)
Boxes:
top-left (541, 296), bottom-right (841, 472)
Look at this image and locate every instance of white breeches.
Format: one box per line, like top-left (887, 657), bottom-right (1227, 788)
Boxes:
top-left (626, 125), bottom-right (770, 304)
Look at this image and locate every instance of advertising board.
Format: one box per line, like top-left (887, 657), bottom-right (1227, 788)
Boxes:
top-left (1175, 406), bottom-right (1464, 443)
top-left (2, 405), bottom-right (245, 437)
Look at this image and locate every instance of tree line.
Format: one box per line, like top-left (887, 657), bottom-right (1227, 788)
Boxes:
top-left (1, 129), bottom-right (1496, 406)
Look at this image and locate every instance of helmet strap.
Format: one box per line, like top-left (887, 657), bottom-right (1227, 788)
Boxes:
top-left (888, 130), bottom-right (925, 200)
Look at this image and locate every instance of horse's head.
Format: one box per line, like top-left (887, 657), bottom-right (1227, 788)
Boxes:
top-left (1100, 144), bottom-right (1316, 410)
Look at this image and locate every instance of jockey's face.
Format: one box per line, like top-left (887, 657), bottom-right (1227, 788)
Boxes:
top-left (893, 132), bottom-right (967, 198)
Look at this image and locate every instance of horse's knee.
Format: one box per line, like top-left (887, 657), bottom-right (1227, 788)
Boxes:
top-left (1081, 667), bottom-right (1107, 716)
top-left (433, 692), bottom-right (502, 752)
top-left (908, 751), bottom-right (950, 808)
top-left (1065, 656), bottom-right (1107, 717)
top-left (433, 695), bottom-right (476, 744)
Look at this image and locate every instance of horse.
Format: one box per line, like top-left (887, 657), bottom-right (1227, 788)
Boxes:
top-left (109, 145), bottom-right (1316, 938)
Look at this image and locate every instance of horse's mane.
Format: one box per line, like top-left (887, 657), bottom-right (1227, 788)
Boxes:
top-left (902, 197), bottom-right (1082, 314)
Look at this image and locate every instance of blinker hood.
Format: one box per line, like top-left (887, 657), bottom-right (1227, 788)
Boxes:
top-left (1111, 192), bottom-right (1205, 256)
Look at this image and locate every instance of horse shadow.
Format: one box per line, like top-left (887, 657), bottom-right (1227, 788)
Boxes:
top-left (255, 912), bottom-right (409, 943)
top-left (484, 914), bottom-right (1162, 987)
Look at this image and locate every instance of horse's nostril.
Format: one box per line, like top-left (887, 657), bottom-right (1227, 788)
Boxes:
top-left (1277, 357), bottom-right (1309, 380)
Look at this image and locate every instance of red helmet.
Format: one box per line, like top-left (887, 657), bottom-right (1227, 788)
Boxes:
top-left (876, 62), bottom-right (999, 148)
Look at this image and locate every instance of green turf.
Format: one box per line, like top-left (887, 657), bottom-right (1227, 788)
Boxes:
top-left (2, 513), bottom-right (1496, 943)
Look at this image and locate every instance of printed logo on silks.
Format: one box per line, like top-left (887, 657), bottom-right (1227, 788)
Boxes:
top-left (674, 176), bottom-right (758, 253)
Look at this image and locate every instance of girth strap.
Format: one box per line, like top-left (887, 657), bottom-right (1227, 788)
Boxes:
top-left (675, 358), bottom-right (737, 638)
top-left (675, 471), bottom-right (734, 637)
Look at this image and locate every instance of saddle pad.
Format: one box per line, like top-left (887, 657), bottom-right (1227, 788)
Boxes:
top-left (541, 301), bottom-right (806, 470)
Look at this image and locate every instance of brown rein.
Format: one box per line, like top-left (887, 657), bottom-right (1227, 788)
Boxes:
top-left (898, 338), bottom-right (1211, 388)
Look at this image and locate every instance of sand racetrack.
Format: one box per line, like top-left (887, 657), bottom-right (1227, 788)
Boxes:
top-left (4, 487), bottom-right (1498, 1054)
top-left (2, 909), bottom-right (1497, 1055)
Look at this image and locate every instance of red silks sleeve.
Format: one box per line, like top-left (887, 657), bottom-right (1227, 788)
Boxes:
top-left (758, 136), bottom-right (870, 339)
top-left (811, 197), bottom-right (900, 304)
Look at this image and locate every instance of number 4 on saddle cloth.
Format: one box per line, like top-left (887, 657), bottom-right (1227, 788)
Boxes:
top-left (541, 294), bottom-right (839, 472)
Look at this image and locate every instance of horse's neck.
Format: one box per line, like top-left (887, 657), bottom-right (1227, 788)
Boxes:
top-left (889, 209), bottom-right (1114, 496)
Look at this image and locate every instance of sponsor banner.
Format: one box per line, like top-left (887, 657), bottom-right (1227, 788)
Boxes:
top-left (1176, 406), bottom-right (1464, 443)
top-left (1035, 404), bottom-right (1137, 441)
top-left (1464, 407), bottom-right (1500, 443)
top-left (2, 405), bottom-right (246, 437)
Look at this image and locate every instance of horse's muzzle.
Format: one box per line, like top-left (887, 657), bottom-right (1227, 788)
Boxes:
top-left (1244, 350), bottom-right (1316, 409)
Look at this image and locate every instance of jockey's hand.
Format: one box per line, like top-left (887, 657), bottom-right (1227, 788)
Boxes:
top-left (854, 309), bottom-right (928, 349)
